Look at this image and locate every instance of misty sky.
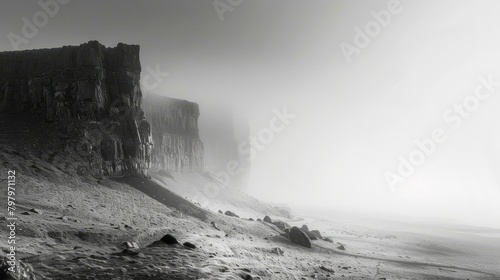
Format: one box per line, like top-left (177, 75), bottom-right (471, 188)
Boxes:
top-left (2, 0), bottom-right (500, 228)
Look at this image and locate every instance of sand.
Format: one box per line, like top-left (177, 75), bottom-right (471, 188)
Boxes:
top-left (1, 136), bottom-right (500, 279)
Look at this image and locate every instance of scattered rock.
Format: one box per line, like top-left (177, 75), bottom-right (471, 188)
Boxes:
top-left (218, 210), bottom-right (223, 214)
top-left (0, 257), bottom-right (37, 280)
top-left (58, 216), bottom-right (69, 221)
top-left (323, 237), bottom-right (333, 243)
top-left (211, 222), bottom-right (220, 231)
top-left (21, 212), bottom-right (31, 216)
top-left (183, 242), bottom-right (196, 249)
top-left (301, 224), bottom-right (309, 232)
top-left (289, 227), bottom-right (311, 248)
top-left (263, 215), bottom-right (272, 223)
top-left (160, 234), bottom-right (179, 245)
top-left (337, 244), bottom-right (346, 251)
top-left (271, 247), bottom-right (285, 256)
top-left (123, 224), bottom-right (133, 230)
top-left (29, 209), bottom-right (43, 214)
top-left (225, 211), bottom-right (240, 218)
top-left (121, 241), bottom-right (139, 249)
top-left (248, 218), bottom-right (254, 221)
top-left (257, 219), bottom-right (262, 222)
top-left (320, 266), bottom-right (335, 273)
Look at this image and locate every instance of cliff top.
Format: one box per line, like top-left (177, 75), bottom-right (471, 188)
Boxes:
top-left (0, 40), bottom-right (139, 55)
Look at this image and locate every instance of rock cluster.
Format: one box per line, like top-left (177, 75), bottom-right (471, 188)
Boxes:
top-left (0, 41), bottom-right (152, 176)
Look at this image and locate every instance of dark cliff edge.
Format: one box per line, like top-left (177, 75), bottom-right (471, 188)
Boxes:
top-left (142, 93), bottom-right (204, 173)
top-left (0, 41), bottom-right (152, 176)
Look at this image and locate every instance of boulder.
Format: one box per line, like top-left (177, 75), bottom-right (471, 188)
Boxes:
top-left (183, 242), bottom-right (196, 249)
top-left (301, 224), bottom-right (309, 232)
top-left (323, 237), bottom-right (333, 243)
top-left (160, 234), bottom-right (179, 245)
top-left (263, 216), bottom-right (272, 223)
top-left (289, 227), bottom-right (311, 248)
top-left (225, 211), bottom-right (239, 218)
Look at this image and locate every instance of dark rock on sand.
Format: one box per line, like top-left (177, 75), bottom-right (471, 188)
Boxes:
top-left (323, 237), bottom-right (334, 243)
top-left (29, 208), bottom-right (43, 214)
top-left (225, 211), bottom-right (239, 218)
top-left (320, 265), bottom-right (335, 273)
top-left (301, 224), bottom-right (309, 232)
top-left (160, 234), bottom-right (179, 245)
top-left (271, 247), bottom-right (285, 256)
top-left (263, 216), bottom-right (272, 223)
top-left (211, 221), bottom-right (220, 231)
top-left (183, 242), bottom-right (196, 249)
top-left (218, 210), bottom-right (223, 214)
top-left (289, 227), bottom-right (311, 248)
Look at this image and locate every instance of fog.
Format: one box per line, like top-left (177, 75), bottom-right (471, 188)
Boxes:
top-left (3, 0), bottom-right (500, 228)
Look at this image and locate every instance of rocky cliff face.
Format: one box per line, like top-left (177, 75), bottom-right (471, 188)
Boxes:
top-left (0, 41), bottom-right (152, 176)
top-left (143, 94), bottom-right (204, 173)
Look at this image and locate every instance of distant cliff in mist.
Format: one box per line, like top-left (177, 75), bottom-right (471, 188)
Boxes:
top-left (142, 94), bottom-right (204, 173)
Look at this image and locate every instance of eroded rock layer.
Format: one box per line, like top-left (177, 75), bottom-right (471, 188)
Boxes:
top-left (143, 94), bottom-right (204, 173)
top-left (0, 41), bottom-right (152, 176)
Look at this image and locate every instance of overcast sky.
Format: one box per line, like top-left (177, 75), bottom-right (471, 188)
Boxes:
top-left (2, 0), bottom-right (500, 228)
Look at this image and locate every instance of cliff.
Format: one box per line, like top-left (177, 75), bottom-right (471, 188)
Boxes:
top-left (0, 41), bottom-right (152, 176)
top-left (142, 94), bottom-right (204, 173)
